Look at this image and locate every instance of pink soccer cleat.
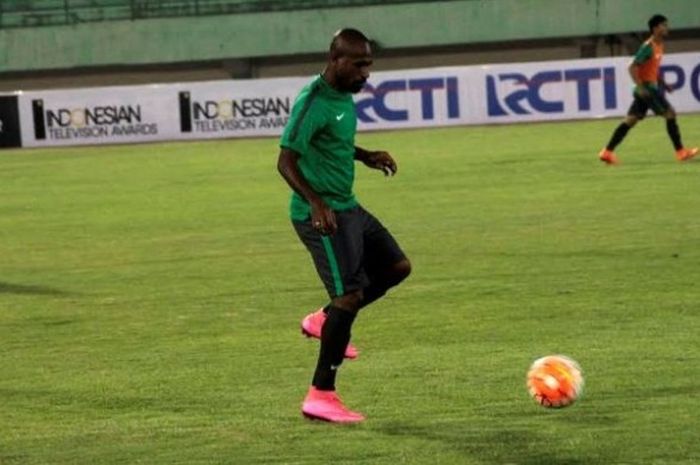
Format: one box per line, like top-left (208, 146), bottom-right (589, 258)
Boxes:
top-left (301, 309), bottom-right (359, 359)
top-left (301, 387), bottom-right (365, 423)
top-left (599, 148), bottom-right (619, 165)
top-left (676, 147), bottom-right (698, 162)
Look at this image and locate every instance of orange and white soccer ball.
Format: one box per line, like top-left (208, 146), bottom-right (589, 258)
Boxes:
top-left (527, 354), bottom-right (583, 408)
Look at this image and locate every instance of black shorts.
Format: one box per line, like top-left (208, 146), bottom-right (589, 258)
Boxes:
top-left (293, 205), bottom-right (407, 298)
top-left (627, 87), bottom-right (673, 119)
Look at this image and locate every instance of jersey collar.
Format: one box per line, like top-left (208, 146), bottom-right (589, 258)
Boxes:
top-left (317, 74), bottom-right (351, 100)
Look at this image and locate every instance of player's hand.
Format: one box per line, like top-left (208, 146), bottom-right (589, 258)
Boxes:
top-left (636, 85), bottom-right (650, 98)
top-left (362, 150), bottom-right (397, 176)
top-left (310, 199), bottom-right (337, 236)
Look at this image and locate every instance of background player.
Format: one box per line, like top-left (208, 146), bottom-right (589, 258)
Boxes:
top-left (599, 14), bottom-right (697, 165)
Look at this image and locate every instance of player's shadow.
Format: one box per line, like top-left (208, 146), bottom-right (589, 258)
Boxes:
top-left (375, 421), bottom-right (609, 465)
top-left (0, 281), bottom-right (70, 296)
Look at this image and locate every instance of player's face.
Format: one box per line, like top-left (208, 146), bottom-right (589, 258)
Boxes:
top-left (334, 43), bottom-right (373, 93)
top-left (655, 21), bottom-right (669, 37)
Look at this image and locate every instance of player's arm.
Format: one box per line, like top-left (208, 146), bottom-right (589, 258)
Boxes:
top-left (629, 43), bottom-right (652, 97)
top-left (658, 75), bottom-right (673, 93)
top-left (277, 147), bottom-right (337, 234)
top-left (628, 61), bottom-right (649, 97)
top-left (355, 146), bottom-right (397, 176)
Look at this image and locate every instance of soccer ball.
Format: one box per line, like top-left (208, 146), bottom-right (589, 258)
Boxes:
top-left (527, 354), bottom-right (583, 408)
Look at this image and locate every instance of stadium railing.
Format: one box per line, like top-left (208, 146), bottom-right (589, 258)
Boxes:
top-left (0, 0), bottom-right (452, 29)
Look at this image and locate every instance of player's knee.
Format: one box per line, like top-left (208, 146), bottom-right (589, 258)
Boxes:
top-left (381, 258), bottom-right (411, 289)
top-left (392, 258), bottom-right (412, 284)
top-left (665, 109), bottom-right (676, 119)
top-left (625, 116), bottom-right (638, 127)
top-left (332, 289), bottom-right (364, 312)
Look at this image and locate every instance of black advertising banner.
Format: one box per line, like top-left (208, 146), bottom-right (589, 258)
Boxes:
top-left (0, 95), bottom-right (22, 148)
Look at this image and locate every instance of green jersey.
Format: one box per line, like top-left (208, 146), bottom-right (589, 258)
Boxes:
top-left (280, 75), bottom-right (358, 220)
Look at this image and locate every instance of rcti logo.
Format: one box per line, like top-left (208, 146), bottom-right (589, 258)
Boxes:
top-left (179, 92), bottom-right (291, 132)
top-left (658, 63), bottom-right (700, 101)
top-left (356, 77), bottom-right (460, 123)
top-left (486, 67), bottom-right (617, 116)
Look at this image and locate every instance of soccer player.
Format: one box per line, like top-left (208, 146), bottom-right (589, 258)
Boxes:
top-left (277, 28), bottom-right (411, 423)
top-left (599, 14), bottom-right (698, 165)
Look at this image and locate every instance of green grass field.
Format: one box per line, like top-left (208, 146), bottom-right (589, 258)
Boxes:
top-left (1, 116), bottom-right (699, 464)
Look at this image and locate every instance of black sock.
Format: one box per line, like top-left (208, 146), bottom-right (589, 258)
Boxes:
top-left (666, 118), bottom-right (683, 150)
top-left (312, 306), bottom-right (356, 390)
top-left (606, 122), bottom-right (631, 151)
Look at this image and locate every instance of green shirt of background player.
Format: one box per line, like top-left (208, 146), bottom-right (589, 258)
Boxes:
top-left (277, 28), bottom-right (411, 423)
top-left (598, 14), bottom-right (697, 164)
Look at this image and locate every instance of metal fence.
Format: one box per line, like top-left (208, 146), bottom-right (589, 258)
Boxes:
top-left (0, 0), bottom-right (449, 29)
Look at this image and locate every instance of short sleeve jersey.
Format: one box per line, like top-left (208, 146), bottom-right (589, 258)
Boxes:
top-left (280, 75), bottom-right (359, 220)
top-left (634, 39), bottom-right (663, 85)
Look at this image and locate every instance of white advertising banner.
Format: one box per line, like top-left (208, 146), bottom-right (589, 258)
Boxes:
top-left (356, 51), bottom-right (700, 130)
top-left (174, 77), bottom-right (305, 140)
top-left (18, 84), bottom-right (178, 147)
top-left (17, 78), bottom-right (308, 147)
top-left (15, 52), bottom-right (700, 148)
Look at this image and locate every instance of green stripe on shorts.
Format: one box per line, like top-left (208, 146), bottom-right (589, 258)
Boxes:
top-left (321, 236), bottom-right (344, 296)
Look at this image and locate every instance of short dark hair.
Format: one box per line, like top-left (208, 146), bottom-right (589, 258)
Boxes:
top-left (329, 28), bottom-right (370, 58)
top-left (648, 14), bottom-right (667, 32)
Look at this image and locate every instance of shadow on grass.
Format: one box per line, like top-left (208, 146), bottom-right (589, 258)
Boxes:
top-left (376, 421), bottom-right (610, 465)
top-left (0, 281), bottom-right (70, 296)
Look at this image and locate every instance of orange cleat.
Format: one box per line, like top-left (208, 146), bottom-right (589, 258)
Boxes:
top-left (302, 387), bottom-right (365, 423)
top-left (599, 148), bottom-right (619, 165)
top-left (676, 147), bottom-right (698, 162)
top-left (301, 309), bottom-right (359, 359)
